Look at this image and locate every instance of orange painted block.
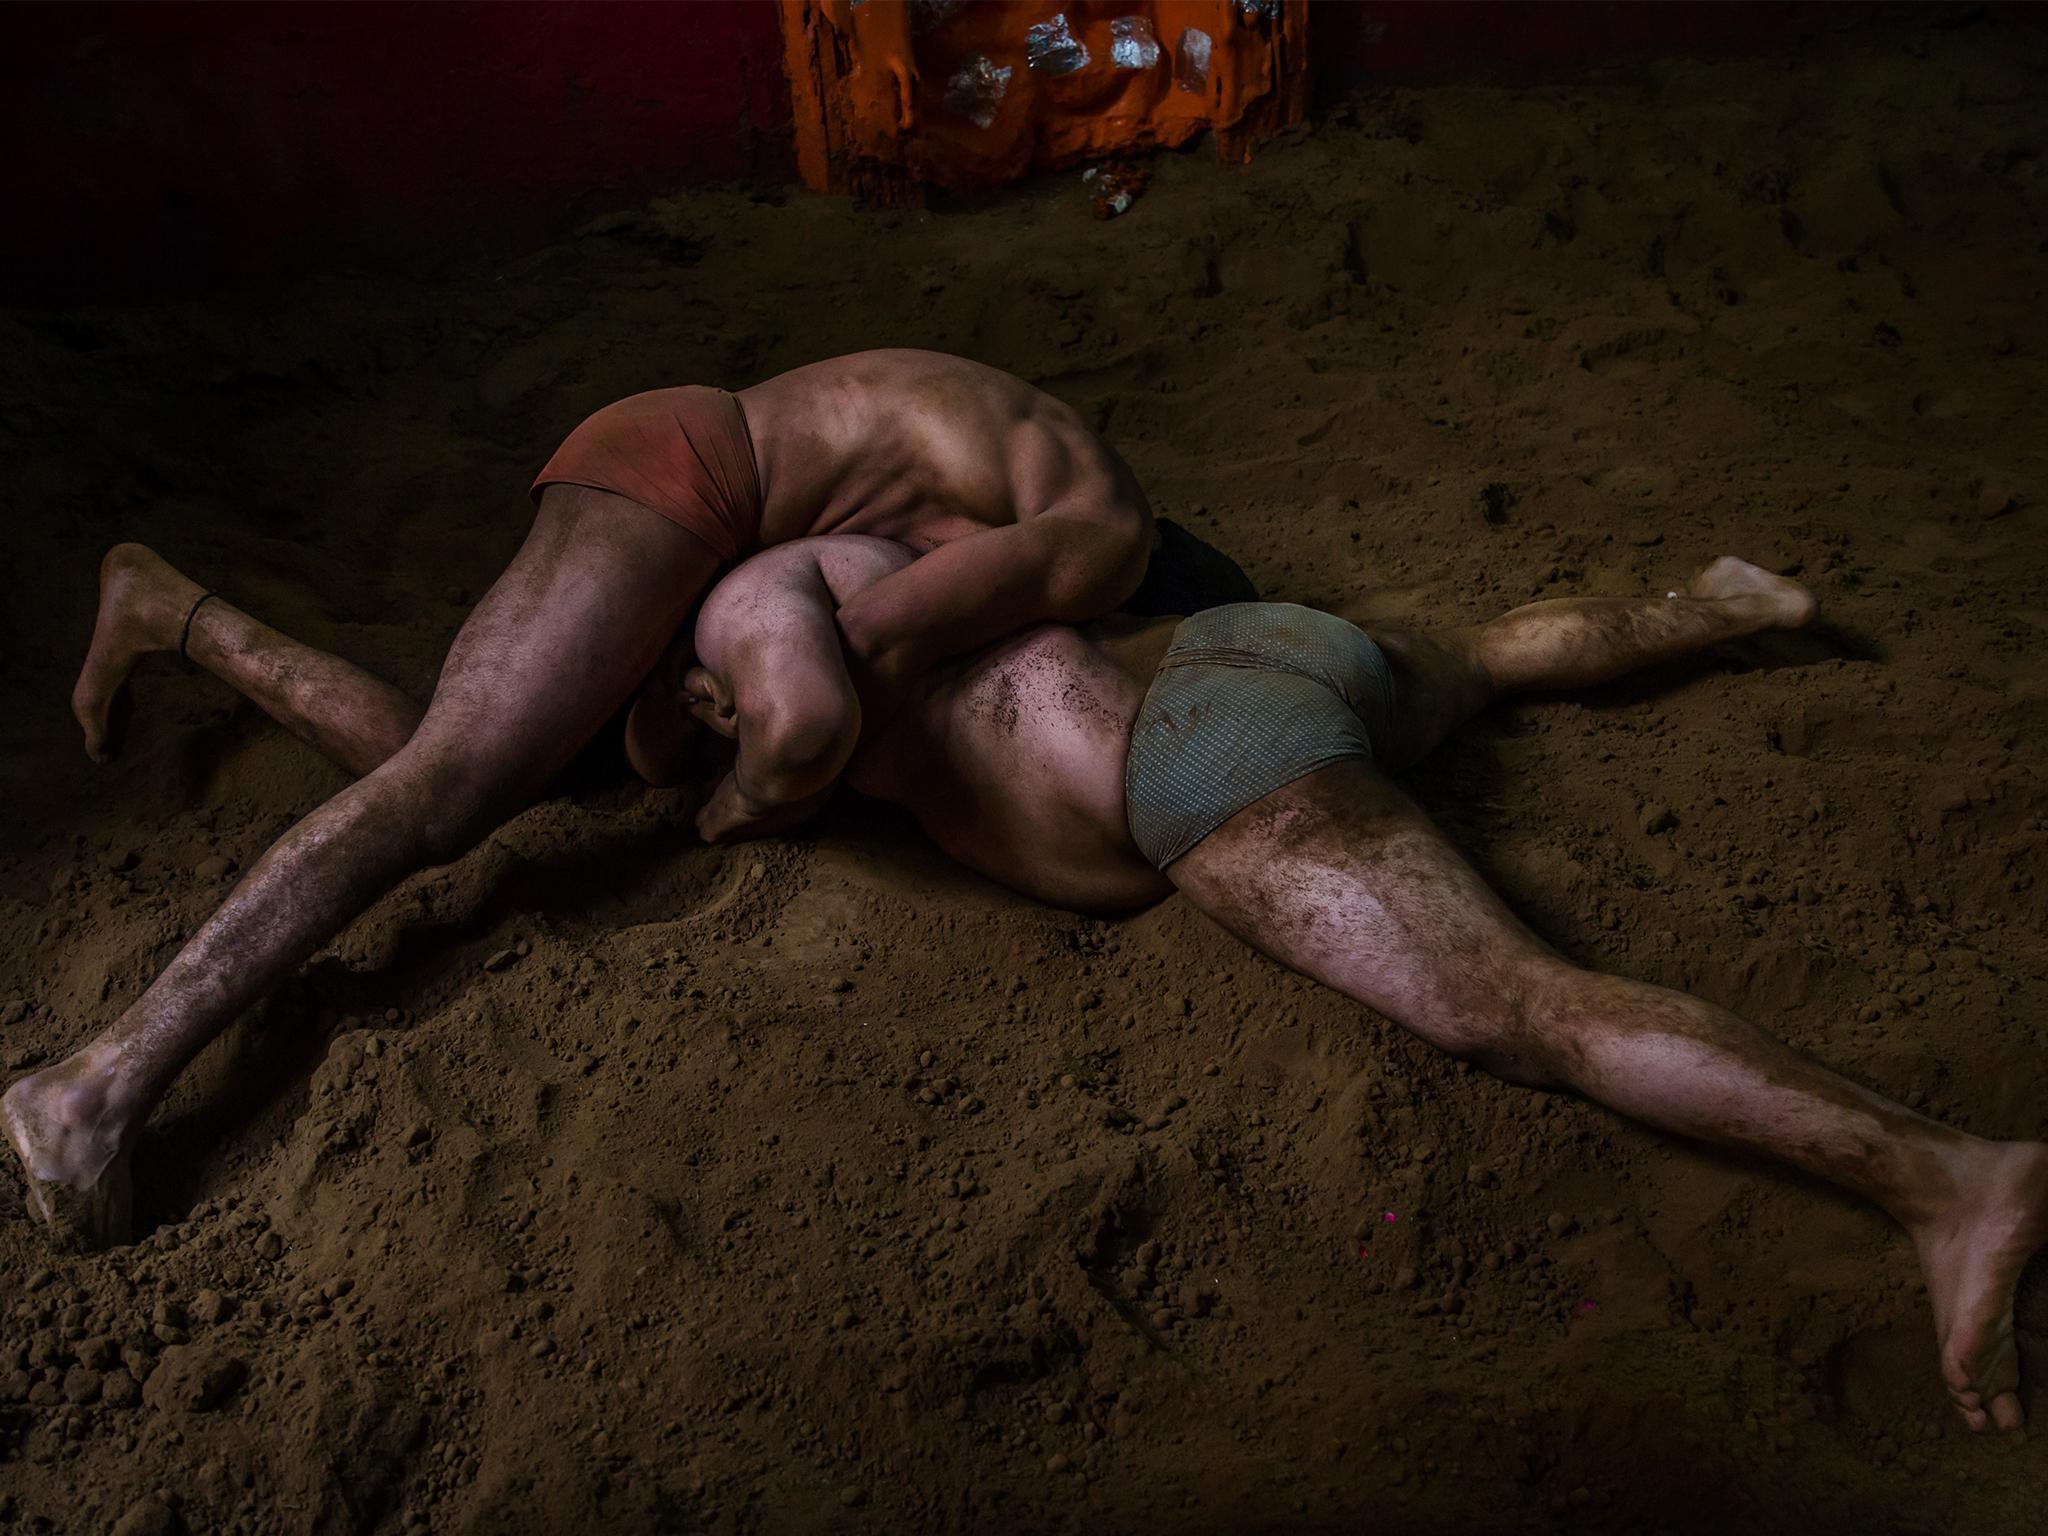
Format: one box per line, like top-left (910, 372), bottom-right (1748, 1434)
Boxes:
top-left (780, 1), bottom-right (1309, 198)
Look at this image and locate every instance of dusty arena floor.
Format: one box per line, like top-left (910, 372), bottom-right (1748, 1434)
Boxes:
top-left (4, 12), bottom-right (2047, 1534)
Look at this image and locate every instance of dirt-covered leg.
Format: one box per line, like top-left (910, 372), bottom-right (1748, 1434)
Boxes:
top-left (1459, 555), bottom-right (1815, 693)
top-left (1167, 762), bottom-right (2048, 1433)
top-left (1371, 556), bottom-right (1819, 768)
top-left (73, 543), bottom-right (422, 774)
top-left (9, 488), bottom-right (721, 1248)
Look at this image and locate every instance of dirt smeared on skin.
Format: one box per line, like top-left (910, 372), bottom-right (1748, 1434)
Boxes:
top-left (968, 663), bottom-right (1023, 737)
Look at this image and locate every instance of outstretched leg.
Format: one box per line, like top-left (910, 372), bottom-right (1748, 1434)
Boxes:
top-left (1373, 556), bottom-right (1817, 768)
top-left (1169, 762), bottom-right (2048, 1433)
top-left (7, 487), bottom-right (720, 1246)
top-left (73, 543), bottom-right (420, 775)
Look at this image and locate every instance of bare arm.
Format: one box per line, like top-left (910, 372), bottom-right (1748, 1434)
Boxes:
top-left (833, 500), bottom-right (1151, 707)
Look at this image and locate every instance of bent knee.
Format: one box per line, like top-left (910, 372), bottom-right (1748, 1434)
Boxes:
top-left (1366, 627), bottom-right (1494, 770)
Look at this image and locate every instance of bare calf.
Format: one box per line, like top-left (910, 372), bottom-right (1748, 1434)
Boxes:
top-left (7, 490), bottom-right (721, 1246)
top-left (1166, 563), bottom-right (2039, 1434)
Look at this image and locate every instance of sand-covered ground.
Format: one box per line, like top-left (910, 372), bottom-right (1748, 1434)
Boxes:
top-left (3, 11), bottom-right (2047, 1534)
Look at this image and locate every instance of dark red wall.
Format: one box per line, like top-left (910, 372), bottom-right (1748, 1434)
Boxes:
top-left (3, 1), bottom-right (1868, 303)
top-left (2, 1), bottom-right (790, 299)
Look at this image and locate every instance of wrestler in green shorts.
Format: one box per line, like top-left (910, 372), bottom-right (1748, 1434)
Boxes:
top-left (1123, 603), bottom-right (1397, 869)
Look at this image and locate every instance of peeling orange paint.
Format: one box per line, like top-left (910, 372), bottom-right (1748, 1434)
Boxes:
top-left (779, 1), bottom-right (1309, 199)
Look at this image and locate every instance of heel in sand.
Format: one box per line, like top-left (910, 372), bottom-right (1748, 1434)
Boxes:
top-left (16, 1160), bottom-right (132, 1253)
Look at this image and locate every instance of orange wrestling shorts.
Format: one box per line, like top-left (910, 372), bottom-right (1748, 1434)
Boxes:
top-left (530, 387), bottom-right (763, 561)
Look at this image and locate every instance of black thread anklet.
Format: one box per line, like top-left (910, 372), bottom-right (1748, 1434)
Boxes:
top-left (178, 592), bottom-right (218, 660)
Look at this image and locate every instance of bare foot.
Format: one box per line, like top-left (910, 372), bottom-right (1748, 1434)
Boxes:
top-left (2, 1062), bottom-right (135, 1250)
top-left (72, 543), bottom-right (205, 763)
top-left (1683, 555), bottom-right (1818, 630)
top-left (1911, 1141), bottom-right (2048, 1432)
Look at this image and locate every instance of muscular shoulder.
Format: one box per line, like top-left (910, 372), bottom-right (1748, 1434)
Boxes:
top-left (695, 537), bottom-right (915, 664)
top-left (808, 535), bottom-right (919, 601)
top-left (738, 536), bottom-right (915, 601)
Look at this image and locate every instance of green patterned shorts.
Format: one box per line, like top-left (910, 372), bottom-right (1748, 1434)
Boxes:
top-left (1123, 603), bottom-right (1396, 869)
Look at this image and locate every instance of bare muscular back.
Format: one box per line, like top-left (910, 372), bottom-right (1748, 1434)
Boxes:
top-left (738, 350), bottom-right (1149, 549)
top-left (849, 616), bottom-right (1178, 913)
